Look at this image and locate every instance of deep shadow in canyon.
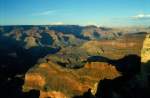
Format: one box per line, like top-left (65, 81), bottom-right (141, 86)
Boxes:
top-left (74, 55), bottom-right (150, 98)
top-left (0, 34), bottom-right (59, 98)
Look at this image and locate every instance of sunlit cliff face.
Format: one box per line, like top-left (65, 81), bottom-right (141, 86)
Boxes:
top-left (22, 73), bottom-right (46, 92)
top-left (141, 33), bottom-right (150, 87)
top-left (40, 91), bottom-right (67, 98)
top-left (141, 34), bottom-right (150, 63)
top-left (22, 61), bottom-right (121, 98)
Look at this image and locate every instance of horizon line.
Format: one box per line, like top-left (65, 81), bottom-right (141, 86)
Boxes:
top-left (0, 24), bottom-right (149, 28)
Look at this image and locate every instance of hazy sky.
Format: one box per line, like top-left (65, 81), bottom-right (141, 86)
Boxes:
top-left (0, 0), bottom-right (150, 27)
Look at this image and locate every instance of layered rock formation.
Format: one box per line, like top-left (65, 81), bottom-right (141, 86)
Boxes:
top-left (81, 33), bottom-right (145, 59)
top-left (23, 61), bottom-right (121, 98)
top-left (141, 33), bottom-right (150, 63)
top-left (0, 25), bottom-right (149, 98)
top-left (22, 32), bottom-right (146, 98)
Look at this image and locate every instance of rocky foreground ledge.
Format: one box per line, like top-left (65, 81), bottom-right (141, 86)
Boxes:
top-left (23, 61), bottom-right (121, 98)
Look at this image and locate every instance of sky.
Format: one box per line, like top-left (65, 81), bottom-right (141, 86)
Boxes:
top-left (0, 0), bottom-right (150, 27)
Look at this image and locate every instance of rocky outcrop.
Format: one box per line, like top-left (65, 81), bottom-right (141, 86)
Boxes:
top-left (23, 61), bottom-right (121, 98)
top-left (141, 33), bottom-right (150, 87)
top-left (81, 35), bottom-right (144, 59)
top-left (23, 73), bottom-right (46, 92)
top-left (141, 34), bottom-right (150, 63)
top-left (24, 36), bottom-right (39, 49)
top-left (40, 91), bottom-right (67, 98)
top-left (81, 25), bottom-right (117, 40)
top-left (80, 41), bottom-right (104, 55)
top-left (4, 29), bottom-right (22, 41)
